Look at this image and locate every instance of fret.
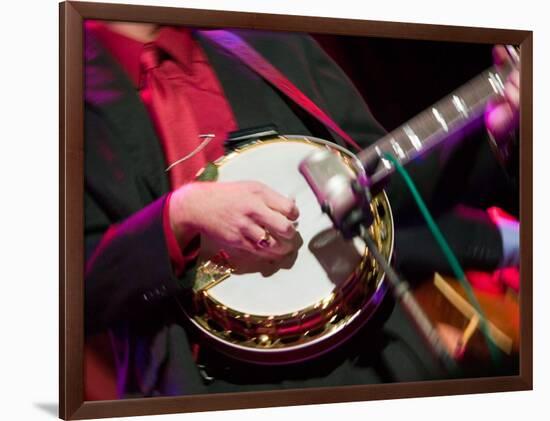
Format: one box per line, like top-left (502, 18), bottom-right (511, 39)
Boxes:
top-left (431, 107), bottom-right (449, 132)
top-left (452, 95), bottom-right (469, 119)
top-left (374, 144), bottom-right (392, 169)
top-left (404, 125), bottom-right (422, 151)
top-left (487, 71), bottom-right (505, 95)
top-left (389, 137), bottom-right (407, 159)
top-left (359, 59), bottom-right (517, 186)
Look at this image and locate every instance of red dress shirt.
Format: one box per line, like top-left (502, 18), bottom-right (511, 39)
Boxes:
top-left (86, 20), bottom-right (237, 273)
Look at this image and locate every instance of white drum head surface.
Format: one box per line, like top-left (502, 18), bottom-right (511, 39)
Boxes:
top-left (202, 140), bottom-right (366, 316)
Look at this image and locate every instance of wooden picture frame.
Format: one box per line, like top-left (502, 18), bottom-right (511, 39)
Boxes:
top-left (59, 1), bottom-right (532, 419)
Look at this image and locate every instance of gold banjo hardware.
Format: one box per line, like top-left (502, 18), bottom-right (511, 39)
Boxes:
top-left (180, 135), bottom-right (394, 361)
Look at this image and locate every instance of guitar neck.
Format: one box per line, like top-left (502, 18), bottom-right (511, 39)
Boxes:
top-left (359, 60), bottom-right (517, 185)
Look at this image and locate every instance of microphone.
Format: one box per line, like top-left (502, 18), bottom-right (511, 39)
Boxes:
top-left (298, 149), bottom-right (373, 238)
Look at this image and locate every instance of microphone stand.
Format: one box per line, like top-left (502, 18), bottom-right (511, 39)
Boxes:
top-left (357, 223), bottom-right (459, 375)
top-left (299, 148), bottom-right (459, 375)
top-left (341, 180), bottom-right (459, 375)
top-left (350, 179), bottom-right (459, 375)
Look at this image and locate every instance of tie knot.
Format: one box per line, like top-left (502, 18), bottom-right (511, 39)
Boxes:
top-left (140, 44), bottom-right (162, 71)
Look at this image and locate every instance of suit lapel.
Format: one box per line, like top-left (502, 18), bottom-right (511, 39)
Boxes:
top-left (85, 27), bottom-right (169, 212)
top-left (196, 30), bottom-right (326, 138)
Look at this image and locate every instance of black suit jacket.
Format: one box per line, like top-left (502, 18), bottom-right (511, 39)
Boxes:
top-left (84, 27), bottom-right (510, 397)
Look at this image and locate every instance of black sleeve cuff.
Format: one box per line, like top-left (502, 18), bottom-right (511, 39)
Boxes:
top-left (85, 195), bottom-right (195, 334)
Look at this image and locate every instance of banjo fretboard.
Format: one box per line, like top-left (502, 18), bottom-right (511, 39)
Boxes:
top-left (359, 57), bottom-right (518, 185)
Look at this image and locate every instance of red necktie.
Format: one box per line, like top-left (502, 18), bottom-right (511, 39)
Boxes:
top-left (139, 43), bottom-right (207, 189)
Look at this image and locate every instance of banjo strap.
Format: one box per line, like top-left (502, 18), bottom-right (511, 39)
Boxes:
top-left (198, 30), bottom-right (362, 152)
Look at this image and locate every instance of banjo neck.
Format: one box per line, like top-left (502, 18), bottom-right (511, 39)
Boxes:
top-left (359, 56), bottom-right (518, 186)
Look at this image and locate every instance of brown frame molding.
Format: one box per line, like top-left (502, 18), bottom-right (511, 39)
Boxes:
top-left (59, 1), bottom-right (533, 419)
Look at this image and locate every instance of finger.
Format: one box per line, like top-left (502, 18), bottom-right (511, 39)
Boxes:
top-left (251, 205), bottom-right (296, 240)
top-left (259, 187), bottom-right (300, 221)
top-left (492, 45), bottom-right (509, 66)
top-left (237, 218), bottom-right (293, 258)
top-left (508, 69), bottom-right (520, 89)
top-left (229, 233), bottom-right (276, 258)
top-left (246, 235), bottom-right (295, 259)
top-left (504, 80), bottom-right (520, 110)
top-left (241, 220), bottom-right (282, 255)
top-left (240, 220), bottom-right (269, 247)
top-left (220, 229), bottom-right (257, 255)
top-left (269, 237), bottom-right (296, 257)
top-left (486, 101), bottom-right (515, 141)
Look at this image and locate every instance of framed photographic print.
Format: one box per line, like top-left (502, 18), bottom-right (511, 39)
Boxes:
top-left (59, 1), bottom-right (532, 419)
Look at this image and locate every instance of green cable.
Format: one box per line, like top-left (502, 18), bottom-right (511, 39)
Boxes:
top-left (383, 152), bottom-right (502, 364)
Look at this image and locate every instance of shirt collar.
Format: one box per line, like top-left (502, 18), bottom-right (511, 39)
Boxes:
top-left (154, 26), bottom-right (195, 72)
top-left (85, 20), bottom-right (197, 88)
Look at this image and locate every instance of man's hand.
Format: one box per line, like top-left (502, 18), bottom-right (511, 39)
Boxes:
top-left (169, 181), bottom-right (300, 258)
top-left (484, 45), bottom-right (520, 146)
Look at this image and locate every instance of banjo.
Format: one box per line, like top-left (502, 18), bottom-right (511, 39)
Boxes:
top-left (179, 48), bottom-right (519, 365)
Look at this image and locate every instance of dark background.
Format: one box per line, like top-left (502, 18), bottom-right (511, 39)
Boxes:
top-left (314, 34), bottom-right (493, 132)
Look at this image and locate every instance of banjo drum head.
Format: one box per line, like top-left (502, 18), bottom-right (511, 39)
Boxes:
top-left (186, 136), bottom-right (393, 364)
